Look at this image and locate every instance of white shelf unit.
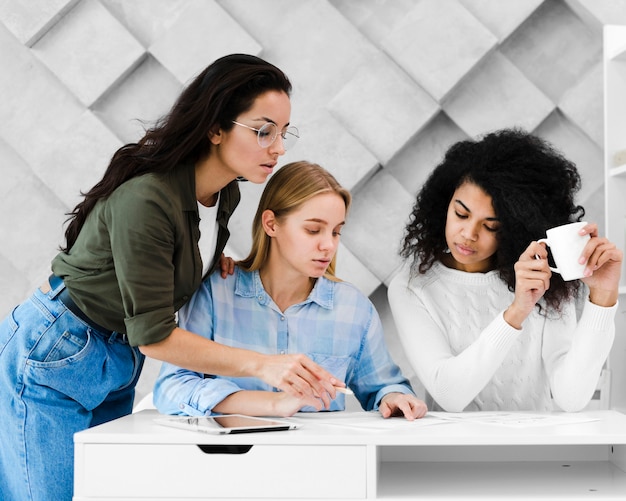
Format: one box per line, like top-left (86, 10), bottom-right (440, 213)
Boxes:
top-left (604, 25), bottom-right (626, 295)
top-left (74, 410), bottom-right (626, 500)
top-left (603, 26), bottom-right (626, 413)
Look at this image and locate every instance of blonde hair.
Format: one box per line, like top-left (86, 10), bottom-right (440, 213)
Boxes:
top-left (238, 161), bottom-right (351, 279)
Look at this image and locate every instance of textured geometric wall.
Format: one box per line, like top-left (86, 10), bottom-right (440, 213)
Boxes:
top-left (1, 0), bottom-right (625, 400)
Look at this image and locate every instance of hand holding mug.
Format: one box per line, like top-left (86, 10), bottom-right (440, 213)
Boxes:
top-left (540, 222), bottom-right (622, 306)
top-left (507, 221), bottom-right (622, 328)
top-left (537, 221), bottom-right (589, 281)
top-left (575, 222), bottom-right (622, 306)
top-left (505, 241), bottom-right (552, 329)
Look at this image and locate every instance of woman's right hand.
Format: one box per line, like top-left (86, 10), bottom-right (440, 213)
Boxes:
top-left (504, 241), bottom-right (552, 329)
top-left (257, 353), bottom-right (341, 409)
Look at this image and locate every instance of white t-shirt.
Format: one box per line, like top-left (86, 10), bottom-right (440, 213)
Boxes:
top-left (197, 194), bottom-right (220, 276)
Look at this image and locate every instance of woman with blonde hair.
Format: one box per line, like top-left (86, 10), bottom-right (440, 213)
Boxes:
top-left (154, 161), bottom-right (427, 419)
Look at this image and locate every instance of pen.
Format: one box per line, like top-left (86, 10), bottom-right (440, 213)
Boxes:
top-left (334, 386), bottom-right (354, 395)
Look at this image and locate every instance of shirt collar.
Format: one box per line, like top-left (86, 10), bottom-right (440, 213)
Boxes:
top-left (216, 180), bottom-right (241, 227)
top-left (164, 162), bottom-right (197, 212)
top-left (235, 269), bottom-right (334, 310)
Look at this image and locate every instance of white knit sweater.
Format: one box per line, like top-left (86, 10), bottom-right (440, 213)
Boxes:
top-left (388, 261), bottom-right (616, 412)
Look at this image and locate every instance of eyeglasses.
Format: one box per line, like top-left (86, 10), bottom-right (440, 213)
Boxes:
top-left (231, 121), bottom-right (299, 150)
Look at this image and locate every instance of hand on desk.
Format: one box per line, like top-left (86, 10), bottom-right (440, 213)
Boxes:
top-left (379, 393), bottom-right (428, 421)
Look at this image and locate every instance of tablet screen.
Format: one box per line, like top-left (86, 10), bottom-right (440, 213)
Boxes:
top-left (212, 415), bottom-right (290, 431)
top-left (155, 415), bottom-right (301, 434)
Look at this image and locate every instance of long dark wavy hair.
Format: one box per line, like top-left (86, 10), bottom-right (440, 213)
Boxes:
top-left (400, 128), bottom-right (585, 313)
top-left (62, 54), bottom-right (292, 251)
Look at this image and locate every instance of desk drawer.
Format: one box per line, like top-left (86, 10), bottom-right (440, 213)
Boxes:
top-left (77, 443), bottom-right (367, 499)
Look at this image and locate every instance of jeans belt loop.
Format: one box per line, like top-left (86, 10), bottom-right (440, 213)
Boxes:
top-left (48, 274), bottom-right (64, 292)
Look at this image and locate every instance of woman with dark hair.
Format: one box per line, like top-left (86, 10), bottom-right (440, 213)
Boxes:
top-left (388, 128), bottom-right (622, 413)
top-left (0, 54), bottom-right (340, 501)
top-left (153, 161), bottom-right (427, 420)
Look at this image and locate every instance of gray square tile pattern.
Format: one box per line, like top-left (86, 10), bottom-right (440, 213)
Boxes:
top-left (0, 0), bottom-right (618, 401)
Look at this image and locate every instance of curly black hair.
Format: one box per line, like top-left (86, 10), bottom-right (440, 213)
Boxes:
top-left (400, 128), bottom-right (585, 313)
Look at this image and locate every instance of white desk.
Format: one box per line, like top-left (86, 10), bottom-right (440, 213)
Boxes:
top-left (74, 409), bottom-right (626, 500)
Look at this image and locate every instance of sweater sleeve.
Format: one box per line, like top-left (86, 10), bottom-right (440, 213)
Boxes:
top-left (387, 267), bottom-right (521, 412)
top-left (543, 298), bottom-right (616, 412)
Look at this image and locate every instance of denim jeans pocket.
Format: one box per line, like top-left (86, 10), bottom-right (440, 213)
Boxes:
top-left (27, 319), bottom-right (91, 368)
top-left (25, 313), bottom-right (112, 409)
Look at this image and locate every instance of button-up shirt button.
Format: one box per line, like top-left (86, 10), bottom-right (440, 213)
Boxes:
top-left (280, 350), bottom-right (285, 355)
top-left (258, 296), bottom-right (263, 301)
top-left (179, 404), bottom-right (185, 409)
top-left (280, 316), bottom-right (285, 321)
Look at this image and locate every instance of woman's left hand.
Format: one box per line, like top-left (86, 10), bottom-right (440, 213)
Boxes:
top-left (379, 393), bottom-right (428, 421)
top-left (579, 223), bottom-right (623, 306)
top-left (219, 253), bottom-right (236, 278)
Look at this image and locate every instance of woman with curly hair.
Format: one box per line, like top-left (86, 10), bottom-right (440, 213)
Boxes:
top-left (388, 128), bottom-right (622, 413)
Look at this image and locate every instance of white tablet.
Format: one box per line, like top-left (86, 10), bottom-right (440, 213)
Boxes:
top-left (155, 414), bottom-right (302, 435)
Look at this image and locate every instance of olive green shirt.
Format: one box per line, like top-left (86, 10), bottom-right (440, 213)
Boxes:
top-left (51, 163), bottom-right (241, 346)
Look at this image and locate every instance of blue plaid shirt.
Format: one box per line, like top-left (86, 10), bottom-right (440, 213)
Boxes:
top-left (153, 267), bottom-right (414, 416)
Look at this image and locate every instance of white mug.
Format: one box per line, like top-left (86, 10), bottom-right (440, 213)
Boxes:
top-left (538, 221), bottom-right (590, 281)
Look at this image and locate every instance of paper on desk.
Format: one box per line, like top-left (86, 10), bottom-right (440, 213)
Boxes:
top-left (289, 411), bottom-right (445, 431)
top-left (427, 411), bottom-right (600, 428)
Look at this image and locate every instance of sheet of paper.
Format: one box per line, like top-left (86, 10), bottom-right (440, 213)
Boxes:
top-left (289, 411), bottom-right (445, 431)
top-left (288, 411), bottom-right (600, 431)
top-left (426, 411), bottom-right (600, 428)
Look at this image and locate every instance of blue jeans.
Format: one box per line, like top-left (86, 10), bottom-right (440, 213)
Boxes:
top-left (0, 279), bottom-right (144, 501)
